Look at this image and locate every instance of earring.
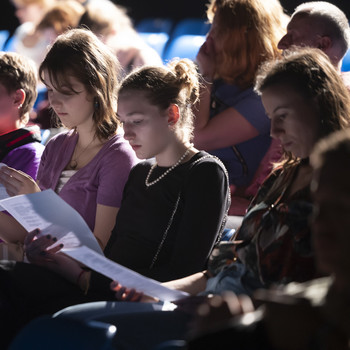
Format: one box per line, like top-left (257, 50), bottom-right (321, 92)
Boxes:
top-left (18, 104), bottom-right (22, 110)
top-left (94, 99), bottom-right (99, 110)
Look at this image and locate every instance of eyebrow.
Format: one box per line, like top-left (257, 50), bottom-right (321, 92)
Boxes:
top-left (116, 111), bottom-right (145, 118)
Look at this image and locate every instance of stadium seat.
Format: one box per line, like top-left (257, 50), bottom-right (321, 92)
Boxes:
top-left (162, 34), bottom-right (205, 62)
top-left (341, 48), bottom-right (350, 72)
top-left (170, 18), bottom-right (210, 38)
top-left (0, 30), bottom-right (9, 50)
top-left (136, 18), bottom-right (174, 58)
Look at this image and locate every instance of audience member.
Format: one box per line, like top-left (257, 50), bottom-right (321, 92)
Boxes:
top-left (0, 52), bottom-right (44, 180)
top-left (26, 0), bottom-right (86, 129)
top-left (193, 0), bottom-right (287, 216)
top-left (186, 127), bottom-right (350, 350)
top-left (0, 28), bottom-right (138, 251)
top-left (52, 47), bottom-right (350, 350)
top-left (9, 0), bottom-right (56, 67)
top-left (0, 56), bottom-right (230, 347)
top-left (278, 1), bottom-right (350, 89)
top-left (78, 0), bottom-right (163, 77)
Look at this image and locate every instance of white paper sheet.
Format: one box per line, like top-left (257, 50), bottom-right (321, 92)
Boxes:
top-left (66, 246), bottom-right (189, 302)
top-left (0, 163), bottom-right (10, 210)
top-left (0, 189), bottom-right (189, 302)
top-left (0, 189), bottom-right (103, 254)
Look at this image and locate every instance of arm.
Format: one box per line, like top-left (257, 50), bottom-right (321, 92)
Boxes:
top-left (3, 145), bottom-right (43, 180)
top-left (0, 211), bottom-right (27, 243)
top-left (137, 160), bottom-right (229, 281)
top-left (24, 229), bottom-right (90, 291)
top-left (193, 104), bottom-right (260, 151)
top-left (93, 204), bottom-right (119, 250)
top-left (193, 35), bottom-right (260, 151)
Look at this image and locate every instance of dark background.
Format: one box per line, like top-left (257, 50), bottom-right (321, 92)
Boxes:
top-left (1, 0), bottom-right (350, 34)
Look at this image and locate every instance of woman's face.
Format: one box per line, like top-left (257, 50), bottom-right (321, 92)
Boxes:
top-left (262, 84), bottom-right (322, 159)
top-left (117, 90), bottom-right (171, 160)
top-left (43, 70), bottom-right (95, 131)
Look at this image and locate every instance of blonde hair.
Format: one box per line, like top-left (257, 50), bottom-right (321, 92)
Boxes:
top-left (37, 0), bottom-right (85, 34)
top-left (78, 0), bottom-right (134, 37)
top-left (206, 0), bottom-right (286, 88)
top-left (118, 58), bottom-right (200, 142)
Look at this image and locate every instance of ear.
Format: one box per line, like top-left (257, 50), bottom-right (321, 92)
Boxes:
top-left (167, 104), bottom-right (180, 126)
top-left (13, 89), bottom-right (26, 108)
top-left (317, 36), bottom-right (332, 52)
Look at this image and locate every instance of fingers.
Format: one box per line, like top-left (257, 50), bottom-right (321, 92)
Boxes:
top-left (110, 281), bottom-right (143, 302)
top-left (24, 228), bottom-right (40, 247)
top-left (25, 230), bottom-right (61, 264)
top-left (0, 166), bottom-right (35, 196)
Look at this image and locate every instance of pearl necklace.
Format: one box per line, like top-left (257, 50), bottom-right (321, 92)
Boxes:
top-left (145, 145), bottom-right (193, 187)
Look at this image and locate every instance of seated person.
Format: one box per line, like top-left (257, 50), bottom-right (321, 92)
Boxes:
top-left (8, 0), bottom-right (56, 68)
top-left (193, 0), bottom-right (287, 216)
top-left (0, 55), bottom-right (230, 347)
top-left (0, 29), bottom-right (138, 251)
top-left (51, 48), bottom-right (350, 350)
top-left (186, 127), bottom-right (350, 350)
top-left (0, 51), bottom-right (44, 180)
top-left (278, 1), bottom-right (350, 90)
top-left (78, 0), bottom-right (163, 77)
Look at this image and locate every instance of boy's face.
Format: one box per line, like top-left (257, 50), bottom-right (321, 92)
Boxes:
top-left (0, 83), bottom-right (24, 134)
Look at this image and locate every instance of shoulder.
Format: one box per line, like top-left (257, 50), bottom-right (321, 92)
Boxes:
top-left (187, 151), bottom-right (228, 180)
top-left (99, 134), bottom-right (139, 165)
top-left (5, 142), bottom-right (44, 160)
top-left (213, 80), bottom-right (261, 106)
top-left (45, 130), bottom-right (75, 149)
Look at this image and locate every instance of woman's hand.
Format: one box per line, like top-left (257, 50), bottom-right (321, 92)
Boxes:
top-left (0, 166), bottom-right (41, 196)
top-left (110, 281), bottom-right (157, 303)
top-left (196, 35), bottom-right (216, 81)
top-left (24, 229), bottom-right (63, 266)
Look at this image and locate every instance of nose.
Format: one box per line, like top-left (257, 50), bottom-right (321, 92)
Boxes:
top-left (48, 92), bottom-right (62, 110)
top-left (277, 34), bottom-right (291, 50)
top-left (270, 118), bottom-right (283, 140)
top-left (122, 124), bottom-right (135, 141)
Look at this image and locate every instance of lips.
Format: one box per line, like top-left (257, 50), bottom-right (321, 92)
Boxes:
top-left (131, 145), bottom-right (141, 151)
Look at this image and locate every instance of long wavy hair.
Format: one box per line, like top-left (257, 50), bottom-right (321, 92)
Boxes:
top-left (206, 0), bottom-right (287, 88)
top-left (254, 47), bottom-right (350, 201)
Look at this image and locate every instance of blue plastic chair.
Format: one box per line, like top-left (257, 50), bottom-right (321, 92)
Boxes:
top-left (8, 315), bottom-right (117, 350)
top-left (162, 34), bottom-right (206, 62)
top-left (137, 18), bottom-right (174, 57)
top-left (139, 32), bottom-right (170, 57)
top-left (341, 48), bottom-right (350, 72)
top-left (170, 18), bottom-right (210, 38)
top-left (0, 30), bottom-right (9, 50)
top-left (136, 18), bottom-right (174, 35)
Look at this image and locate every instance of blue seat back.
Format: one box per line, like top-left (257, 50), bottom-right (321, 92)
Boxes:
top-left (162, 34), bottom-right (206, 62)
top-left (0, 30), bottom-right (9, 50)
top-left (341, 48), bottom-right (350, 72)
